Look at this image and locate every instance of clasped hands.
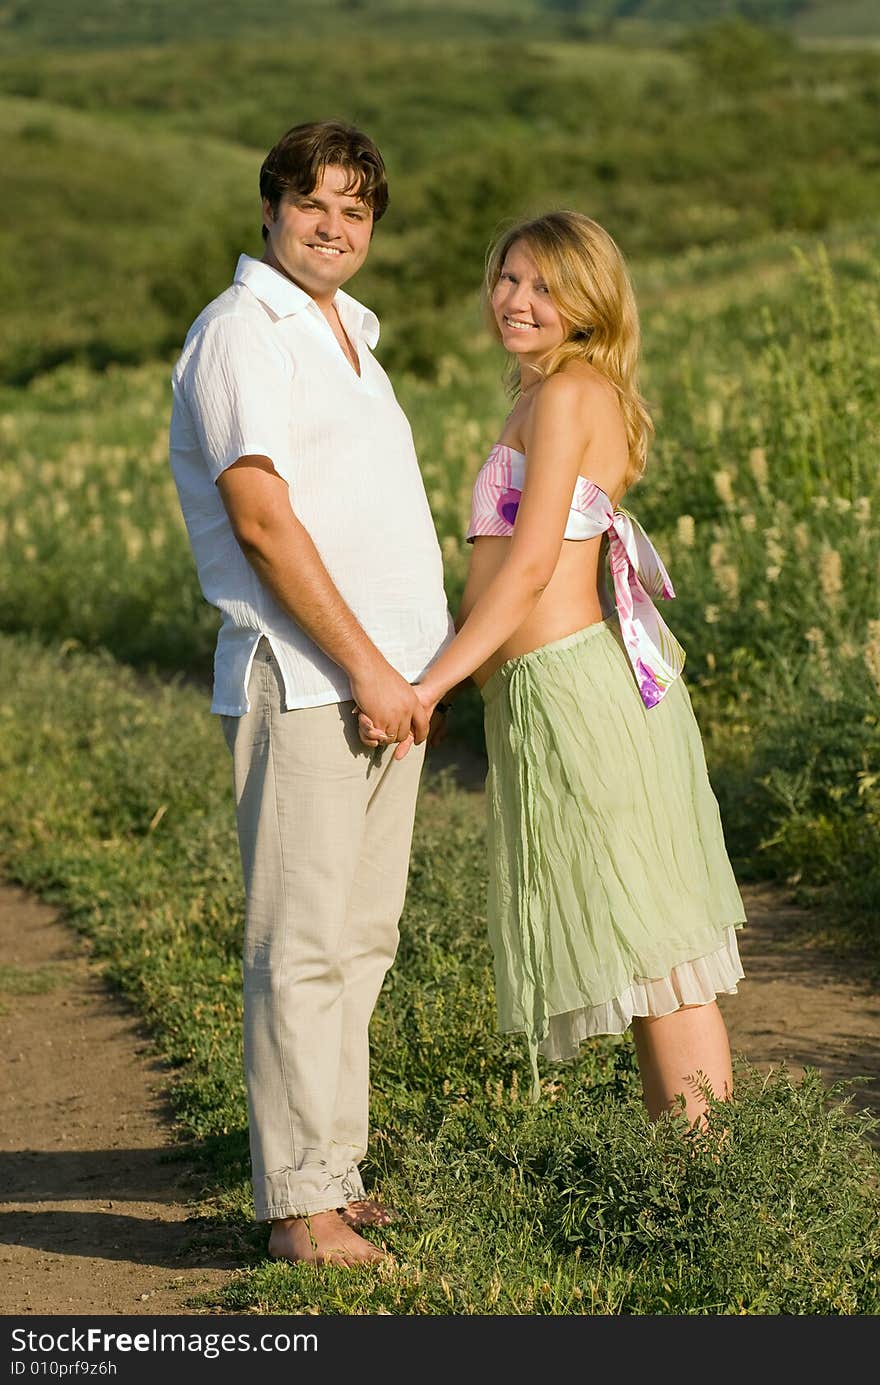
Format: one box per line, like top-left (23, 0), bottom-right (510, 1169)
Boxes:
top-left (354, 682), bottom-right (446, 761)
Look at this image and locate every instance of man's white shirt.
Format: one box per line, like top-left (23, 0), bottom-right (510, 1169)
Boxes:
top-left (169, 254), bottom-right (453, 714)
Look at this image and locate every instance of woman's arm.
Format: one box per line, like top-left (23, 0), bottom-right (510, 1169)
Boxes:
top-left (416, 372), bottom-right (592, 708)
top-left (356, 375), bottom-right (590, 756)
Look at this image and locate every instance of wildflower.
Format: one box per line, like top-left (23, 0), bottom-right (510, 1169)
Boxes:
top-left (764, 525), bottom-right (785, 570)
top-left (866, 621), bottom-right (880, 698)
top-left (793, 522), bottom-right (810, 555)
top-left (710, 541), bottom-right (739, 598)
top-left (854, 497), bottom-right (871, 524)
top-left (806, 626), bottom-right (835, 698)
top-left (740, 512), bottom-right (757, 532)
top-left (748, 447), bottom-right (768, 489)
top-left (676, 514), bottom-right (695, 549)
top-left (717, 565), bottom-right (739, 602)
top-left (704, 605), bottom-right (720, 624)
top-left (124, 530), bottom-right (145, 562)
top-left (713, 470), bottom-right (735, 508)
top-left (819, 545), bottom-right (842, 608)
top-left (463, 419), bottom-right (482, 445)
top-left (766, 565), bottom-right (781, 583)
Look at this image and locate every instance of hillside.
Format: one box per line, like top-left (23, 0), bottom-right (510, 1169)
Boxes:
top-left (1, 1), bottom-right (878, 53)
top-left (1, 22), bottom-right (878, 382)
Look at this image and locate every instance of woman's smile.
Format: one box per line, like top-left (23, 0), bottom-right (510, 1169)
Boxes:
top-left (492, 241), bottom-right (566, 366)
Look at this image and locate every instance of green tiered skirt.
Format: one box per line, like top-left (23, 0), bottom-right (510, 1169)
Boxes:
top-left (481, 615), bottom-right (746, 1099)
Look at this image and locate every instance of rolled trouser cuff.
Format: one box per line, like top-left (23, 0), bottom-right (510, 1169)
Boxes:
top-left (255, 1160), bottom-right (368, 1222)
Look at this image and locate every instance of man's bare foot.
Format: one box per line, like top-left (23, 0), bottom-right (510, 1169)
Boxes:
top-left (340, 1198), bottom-right (397, 1230)
top-left (267, 1209), bottom-right (387, 1267)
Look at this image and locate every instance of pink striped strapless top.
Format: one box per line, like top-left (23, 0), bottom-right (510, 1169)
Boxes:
top-left (466, 442), bottom-right (686, 708)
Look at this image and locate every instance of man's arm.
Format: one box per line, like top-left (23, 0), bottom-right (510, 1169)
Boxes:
top-left (217, 455), bottom-right (429, 746)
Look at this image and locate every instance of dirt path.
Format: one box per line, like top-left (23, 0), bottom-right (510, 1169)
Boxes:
top-left (0, 885), bottom-right (235, 1316)
top-left (1, 875), bottom-right (878, 1317)
top-left (717, 882), bottom-right (880, 1128)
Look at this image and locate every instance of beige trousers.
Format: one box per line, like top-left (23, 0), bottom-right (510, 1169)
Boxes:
top-left (222, 639), bottom-right (425, 1220)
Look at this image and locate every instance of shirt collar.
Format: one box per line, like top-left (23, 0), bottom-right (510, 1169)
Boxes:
top-left (334, 286), bottom-right (380, 351)
top-left (234, 254), bottom-right (380, 349)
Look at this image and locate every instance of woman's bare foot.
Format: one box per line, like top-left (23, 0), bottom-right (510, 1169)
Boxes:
top-left (340, 1199), bottom-right (397, 1230)
top-left (267, 1210), bottom-right (387, 1267)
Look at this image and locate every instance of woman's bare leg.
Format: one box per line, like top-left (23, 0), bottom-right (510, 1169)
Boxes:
top-left (631, 1001), bottom-right (733, 1125)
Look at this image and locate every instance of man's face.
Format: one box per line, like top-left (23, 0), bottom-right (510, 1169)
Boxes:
top-left (262, 164), bottom-right (374, 307)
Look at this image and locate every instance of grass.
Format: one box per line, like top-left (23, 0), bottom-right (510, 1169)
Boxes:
top-left (0, 964), bottom-right (69, 994)
top-left (0, 962), bottom-right (70, 1015)
top-left (0, 632), bottom-right (877, 1314)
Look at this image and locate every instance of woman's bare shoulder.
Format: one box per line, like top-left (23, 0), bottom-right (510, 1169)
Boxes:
top-left (521, 372), bottom-right (588, 457)
top-left (559, 359), bottom-right (620, 407)
top-left (528, 364), bottom-right (619, 434)
top-left (526, 365), bottom-right (603, 425)
top-left (526, 362), bottom-right (616, 429)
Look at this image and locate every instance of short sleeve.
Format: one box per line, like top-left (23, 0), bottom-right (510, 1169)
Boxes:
top-left (178, 314), bottom-right (294, 485)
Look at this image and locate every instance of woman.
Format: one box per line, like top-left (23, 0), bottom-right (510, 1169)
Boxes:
top-left (361, 210), bottom-right (746, 1123)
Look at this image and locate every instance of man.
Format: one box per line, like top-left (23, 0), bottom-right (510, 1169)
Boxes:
top-left (169, 121), bottom-right (452, 1267)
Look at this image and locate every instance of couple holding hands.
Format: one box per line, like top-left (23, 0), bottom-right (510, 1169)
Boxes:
top-left (169, 120), bottom-right (745, 1267)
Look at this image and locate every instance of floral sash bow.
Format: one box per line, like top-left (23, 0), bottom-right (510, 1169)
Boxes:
top-left (606, 508), bottom-right (686, 708)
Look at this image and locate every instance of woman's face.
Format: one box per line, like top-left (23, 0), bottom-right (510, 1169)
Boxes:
top-left (491, 240), bottom-right (567, 367)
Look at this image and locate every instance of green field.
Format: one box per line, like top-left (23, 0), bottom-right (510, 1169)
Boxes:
top-left (1, 0), bottom-right (879, 1315)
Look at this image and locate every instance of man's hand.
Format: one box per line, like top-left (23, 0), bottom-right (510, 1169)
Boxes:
top-left (349, 662), bottom-right (430, 749)
top-left (356, 682), bottom-right (440, 761)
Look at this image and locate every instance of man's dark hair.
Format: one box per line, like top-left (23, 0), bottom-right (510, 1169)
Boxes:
top-left (259, 120), bottom-right (389, 239)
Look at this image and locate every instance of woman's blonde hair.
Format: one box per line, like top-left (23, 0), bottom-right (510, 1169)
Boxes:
top-left (484, 210), bottom-right (654, 487)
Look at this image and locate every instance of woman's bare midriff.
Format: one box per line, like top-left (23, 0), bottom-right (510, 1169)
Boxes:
top-left (464, 533), bottom-right (608, 688)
